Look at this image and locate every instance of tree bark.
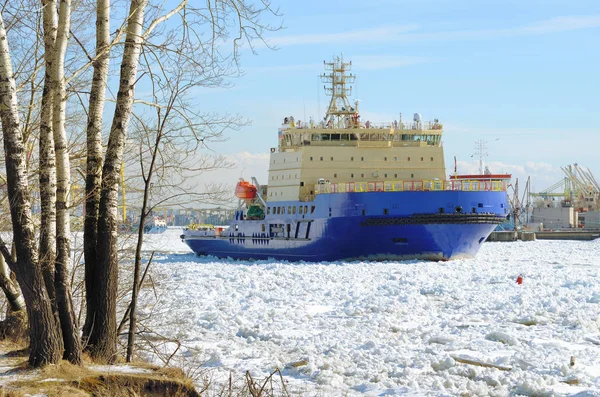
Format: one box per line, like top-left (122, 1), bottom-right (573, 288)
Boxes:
top-left (83, 0), bottom-right (110, 344)
top-left (39, 0), bottom-right (60, 334)
top-left (0, 254), bottom-right (25, 312)
top-left (52, 0), bottom-right (82, 365)
top-left (87, 0), bottom-right (148, 363)
top-left (0, 11), bottom-right (62, 367)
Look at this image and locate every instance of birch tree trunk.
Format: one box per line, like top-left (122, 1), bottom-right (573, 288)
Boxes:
top-left (52, 0), bottom-right (82, 365)
top-left (83, 0), bottom-right (110, 344)
top-left (0, 11), bottom-right (62, 367)
top-left (0, 254), bottom-right (25, 312)
top-left (39, 0), bottom-right (60, 332)
top-left (87, 0), bottom-right (148, 363)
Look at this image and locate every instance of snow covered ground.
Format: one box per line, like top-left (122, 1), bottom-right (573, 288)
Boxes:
top-left (139, 228), bottom-right (600, 396)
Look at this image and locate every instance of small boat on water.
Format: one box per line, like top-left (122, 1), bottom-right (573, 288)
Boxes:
top-left (181, 55), bottom-right (509, 262)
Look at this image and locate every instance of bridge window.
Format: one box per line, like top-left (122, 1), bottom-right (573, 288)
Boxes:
top-left (292, 206), bottom-right (296, 214)
top-left (411, 174), bottom-right (414, 178)
top-left (384, 174), bottom-right (388, 178)
top-left (320, 157), bottom-right (323, 161)
top-left (408, 157), bottom-right (411, 161)
top-left (351, 156), bottom-right (354, 161)
top-left (267, 207), bottom-right (271, 214)
top-left (311, 206), bottom-right (316, 214)
top-left (421, 157), bottom-right (424, 161)
top-left (430, 157), bottom-right (434, 161)
top-left (310, 157), bottom-right (313, 161)
top-left (361, 174), bottom-right (364, 178)
top-left (394, 157), bottom-right (398, 161)
top-left (351, 174), bottom-right (354, 178)
top-left (384, 157), bottom-right (387, 161)
top-left (330, 157), bottom-right (334, 161)
top-left (394, 174), bottom-right (398, 178)
top-left (334, 173), bottom-right (337, 178)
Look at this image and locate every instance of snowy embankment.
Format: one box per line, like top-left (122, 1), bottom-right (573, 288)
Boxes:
top-left (140, 228), bottom-right (600, 396)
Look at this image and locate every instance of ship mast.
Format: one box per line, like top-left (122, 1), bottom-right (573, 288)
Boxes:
top-left (474, 139), bottom-right (488, 175)
top-left (321, 54), bottom-right (358, 128)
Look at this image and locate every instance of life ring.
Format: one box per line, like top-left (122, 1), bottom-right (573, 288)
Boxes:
top-left (270, 148), bottom-right (276, 153)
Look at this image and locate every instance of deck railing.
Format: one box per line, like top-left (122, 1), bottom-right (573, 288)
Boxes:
top-left (284, 120), bottom-right (443, 131)
top-left (314, 179), bottom-right (507, 194)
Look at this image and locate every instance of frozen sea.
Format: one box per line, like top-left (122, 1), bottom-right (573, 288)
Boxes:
top-left (139, 228), bottom-right (600, 396)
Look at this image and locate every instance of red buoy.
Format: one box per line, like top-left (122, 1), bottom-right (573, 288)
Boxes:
top-left (235, 180), bottom-right (257, 200)
top-left (516, 274), bottom-right (523, 285)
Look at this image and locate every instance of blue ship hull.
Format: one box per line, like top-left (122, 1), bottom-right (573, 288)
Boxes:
top-left (182, 190), bottom-right (508, 262)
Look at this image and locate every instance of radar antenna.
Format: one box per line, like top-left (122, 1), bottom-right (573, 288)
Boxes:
top-left (321, 54), bottom-right (357, 128)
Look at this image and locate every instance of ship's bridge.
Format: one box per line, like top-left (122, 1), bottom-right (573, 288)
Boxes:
top-left (278, 119), bottom-right (443, 150)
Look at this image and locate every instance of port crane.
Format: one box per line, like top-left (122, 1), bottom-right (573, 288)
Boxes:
top-left (530, 163), bottom-right (600, 211)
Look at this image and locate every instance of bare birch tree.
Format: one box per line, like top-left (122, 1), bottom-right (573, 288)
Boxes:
top-left (124, 45), bottom-right (241, 360)
top-left (82, 0), bottom-right (111, 344)
top-left (0, 11), bottom-right (63, 367)
top-left (39, 0), bottom-right (60, 332)
top-left (86, 0), bottom-right (149, 362)
top-left (83, 0), bottom-right (280, 363)
top-left (51, 0), bottom-right (82, 364)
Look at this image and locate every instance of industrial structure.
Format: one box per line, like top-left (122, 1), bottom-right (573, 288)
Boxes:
top-left (529, 164), bottom-right (600, 229)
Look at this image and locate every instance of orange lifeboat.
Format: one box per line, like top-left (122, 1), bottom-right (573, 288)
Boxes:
top-left (235, 180), bottom-right (257, 200)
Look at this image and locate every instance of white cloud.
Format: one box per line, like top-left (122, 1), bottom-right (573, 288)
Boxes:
top-left (351, 55), bottom-right (433, 70)
top-left (228, 151), bottom-right (270, 164)
top-left (267, 15), bottom-right (600, 48)
top-left (266, 25), bottom-right (419, 47)
top-left (520, 15), bottom-right (600, 34)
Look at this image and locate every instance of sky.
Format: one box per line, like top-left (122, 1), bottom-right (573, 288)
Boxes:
top-left (184, 0), bottom-right (600, 195)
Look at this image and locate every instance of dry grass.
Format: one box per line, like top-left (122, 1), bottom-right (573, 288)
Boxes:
top-left (0, 388), bottom-right (26, 397)
top-left (0, 344), bottom-right (199, 396)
